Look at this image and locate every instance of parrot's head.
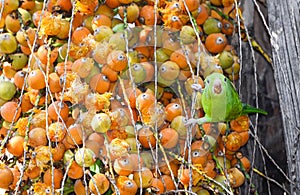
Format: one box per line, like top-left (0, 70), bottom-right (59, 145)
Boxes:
top-left (204, 73), bottom-right (228, 96)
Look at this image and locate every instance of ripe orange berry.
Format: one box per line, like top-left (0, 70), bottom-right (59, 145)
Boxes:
top-left (107, 50), bottom-right (128, 72)
top-left (28, 127), bottom-right (47, 147)
top-left (0, 163), bottom-right (14, 189)
top-left (116, 176), bottom-right (138, 195)
top-left (7, 135), bottom-right (25, 157)
top-left (27, 69), bottom-right (46, 90)
top-left (165, 103), bottom-right (182, 122)
top-left (43, 168), bottom-right (63, 189)
top-left (138, 126), bottom-right (156, 149)
top-left (1, 101), bottom-right (21, 122)
top-left (89, 173), bottom-right (110, 194)
top-left (89, 73), bottom-right (110, 94)
top-left (48, 101), bottom-right (69, 122)
top-left (68, 161), bottom-right (84, 179)
top-left (205, 33), bottom-right (228, 54)
top-left (159, 128), bottom-right (179, 149)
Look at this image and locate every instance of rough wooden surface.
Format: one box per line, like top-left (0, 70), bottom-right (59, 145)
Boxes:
top-left (267, 0), bottom-right (300, 194)
top-left (239, 1), bottom-right (288, 194)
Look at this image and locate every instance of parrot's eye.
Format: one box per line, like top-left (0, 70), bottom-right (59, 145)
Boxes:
top-left (206, 79), bottom-right (210, 84)
top-left (224, 78), bottom-right (227, 82)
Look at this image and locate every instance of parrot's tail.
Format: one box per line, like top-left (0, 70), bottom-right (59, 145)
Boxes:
top-left (242, 104), bottom-right (268, 115)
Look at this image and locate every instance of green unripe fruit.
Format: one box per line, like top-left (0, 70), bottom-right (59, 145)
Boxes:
top-left (10, 53), bottom-right (28, 70)
top-left (0, 81), bottom-right (16, 101)
top-left (218, 50), bottom-right (234, 69)
top-left (203, 18), bottom-right (222, 35)
top-left (0, 33), bottom-right (18, 54)
top-left (180, 25), bottom-right (196, 44)
top-left (91, 113), bottom-right (111, 133)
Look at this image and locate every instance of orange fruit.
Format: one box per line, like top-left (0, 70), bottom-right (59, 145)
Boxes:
top-left (179, 0), bottom-right (199, 12)
top-left (159, 128), bottom-right (179, 149)
top-left (118, 0), bottom-right (133, 4)
top-left (92, 14), bottom-right (112, 30)
top-left (43, 168), bottom-right (63, 189)
top-left (48, 101), bottom-right (69, 121)
top-left (124, 87), bottom-right (142, 109)
top-left (71, 26), bottom-right (91, 45)
top-left (48, 72), bottom-right (62, 93)
top-left (118, 3), bottom-right (139, 23)
top-left (159, 61), bottom-right (180, 81)
top-left (72, 57), bottom-right (94, 78)
top-left (147, 178), bottom-right (164, 195)
top-left (224, 132), bottom-right (242, 152)
top-left (205, 33), bottom-right (227, 54)
top-left (89, 173), bottom-right (110, 194)
top-left (25, 165), bottom-right (41, 180)
top-left (68, 161), bottom-right (84, 179)
top-left (138, 126), bottom-right (156, 149)
top-left (230, 115), bottom-right (250, 132)
top-left (210, 0), bottom-right (222, 6)
top-left (170, 49), bottom-right (189, 69)
top-left (139, 5), bottom-right (159, 25)
top-left (136, 92), bottom-right (155, 113)
top-left (65, 124), bottom-right (83, 146)
top-left (89, 73), bottom-right (110, 94)
top-left (107, 50), bottom-right (128, 71)
top-left (36, 45), bottom-right (58, 65)
top-left (113, 156), bottom-right (134, 176)
top-left (116, 176), bottom-right (138, 195)
top-left (48, 122), bottom-right (66, 142)
top-left (0, 163), bottom-right (14, 189)
top-left (141, 62), bottom-right (154, 82)
top-left (196, 4), bottom-right (209, 25)
top-left (51, 142), bottom-right (66, 162)
top-left (27, 69), bottom-right (46, 90)
top-left (165, 103), bottom-right (182, 122)
top-left (7, 135), bottom-right (24, 157)
top-left (191, 140), bottom-right (208, 166)
top-left (1, 101), bottom-right (21, 122)
top-left (161, 175), bottom-right (176, 192)
top-left (239, 131), bottom-right (249, 147)
top-left (28, 127), bottom-right (47, 147)
top-left (222, 19), bottom-right (234, 35)
top-left (105, 0), bottom-right (121, 8)
top-left (74, 179), bottom-right (87, 195)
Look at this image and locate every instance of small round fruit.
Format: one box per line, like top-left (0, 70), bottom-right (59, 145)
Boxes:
top-left (180, 25), bottom-right (196, 44)
top-left (0, 81), bottom-right (16, 101)
top-left (27, 69), bottom-right (46, 90)
top-left (74, 180), bottom-right (87, 195)
top-left (0, 33), bottom-right (18, 54)
top-left (75, 148), bottom-right (96, 167)
top-left (133, 167), bottom-right (153, 188)
top-left (10, 53), bottom-right (28, 70)
top-left (91, 113), bottom-right (111, 133)
top-left (159, 128), bottom-right (179, 149)
top-left (0, 101), bottom-right (21, 122)
top-left (113, 156), bottom-right (134, 176)
top-left (165, 103), bottom-right (182, 122)
top-left (68, 161), bottom-right (84, 179)
top-left (138, 126), bottom-right (156, 149)
top-left (159, 61), bottom-right (180, 81)
top-left (205, 33), bottom-right (227, 54)
top-left (89, 73), bottom-right (110, 94)
top-left (43, 168), bottom-right (63, 189)
top-left (28, 127), bottom-right (47, 147)
top-left (116, 176), bottom-right (138, 195)
top-left (203, 18), bottom-right (222, 35)
top-left (228, 167), bottom-right (245, 188)
top-left (0, 164), bottom-right (14, 189)
top-left (48, 101), bottom-right (69, 121)
top-left (109, 138), bottom-right (130, 159)
top-left (7, 135), bottom-right (24, 157)
top-left (218, 50), bottom-right (234, 69)
top-left (89, 173), bottom-right (110, 194)
top-left (93, 26), bottom-right (113, 42)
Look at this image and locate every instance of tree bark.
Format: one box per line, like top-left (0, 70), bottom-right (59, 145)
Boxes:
top-left (267, 0), bottom-right (300, 194)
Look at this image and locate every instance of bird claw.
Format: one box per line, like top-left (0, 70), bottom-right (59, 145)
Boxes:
top-left (191, 83), bottom-right (202, 92)
top-left (185, 118), bottom-right (200, 126)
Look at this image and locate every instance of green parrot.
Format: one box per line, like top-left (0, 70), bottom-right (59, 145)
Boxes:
top-left (186, 73), bottom-right (267, 125)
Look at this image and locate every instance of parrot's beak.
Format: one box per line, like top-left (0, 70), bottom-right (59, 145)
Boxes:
top-left (213, 79), bottom-right (222, 94)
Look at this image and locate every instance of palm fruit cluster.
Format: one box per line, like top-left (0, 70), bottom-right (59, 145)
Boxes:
top-left (0, 0), bottom-right (255, 194)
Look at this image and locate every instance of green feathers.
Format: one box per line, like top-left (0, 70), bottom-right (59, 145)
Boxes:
top-left (186, 73), bottom-right (267, 125)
